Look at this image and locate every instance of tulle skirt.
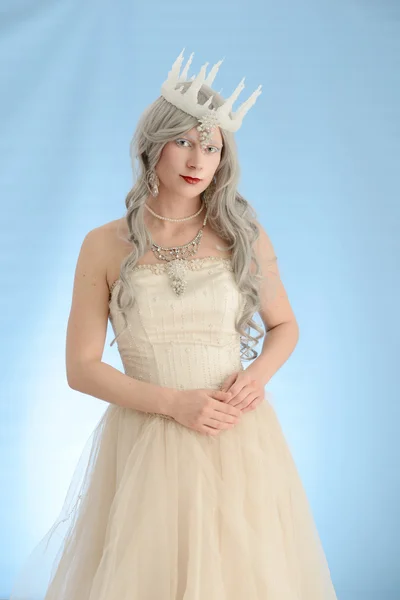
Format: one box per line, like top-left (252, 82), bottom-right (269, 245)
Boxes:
top-left (10, 396), bottom-right (338, 599)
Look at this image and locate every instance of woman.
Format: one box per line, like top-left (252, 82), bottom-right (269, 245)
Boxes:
top-left (10, 50), bottom-right (338, 599)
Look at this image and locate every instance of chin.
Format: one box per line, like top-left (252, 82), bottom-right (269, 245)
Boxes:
top-left (178, 188), bottom-right (202, 199)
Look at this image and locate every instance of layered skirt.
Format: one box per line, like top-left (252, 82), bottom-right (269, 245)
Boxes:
top-left (10, 396), bottom-right (338, 599)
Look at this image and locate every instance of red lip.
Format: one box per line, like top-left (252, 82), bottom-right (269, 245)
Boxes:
top-left (180, 175), bottom-right (202, 184)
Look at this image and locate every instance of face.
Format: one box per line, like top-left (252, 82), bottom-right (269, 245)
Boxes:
top-left (155, 125), bottom-right (223, 198)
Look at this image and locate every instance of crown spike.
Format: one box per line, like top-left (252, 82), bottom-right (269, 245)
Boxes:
top-left (233, 85), bottom-right (263, 122)
top-left (216, 77), bottom-right (246, 118)
top-left (203, 95), bottom-right (215, 109)
top-left (179, 52), bottom-right (194, 81)
top-left (184, 62), bottom-right (209, 103)
top-left (167, 48), bottom-right (185, 85)
top-left (204, 59), bottom-right (224, 86)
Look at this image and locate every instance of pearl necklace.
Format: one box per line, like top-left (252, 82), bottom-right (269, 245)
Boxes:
top-left (144, 200), bottom-right (205, 222)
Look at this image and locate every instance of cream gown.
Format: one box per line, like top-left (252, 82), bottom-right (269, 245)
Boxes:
top-left (10, 256), bottom-right (338, 599)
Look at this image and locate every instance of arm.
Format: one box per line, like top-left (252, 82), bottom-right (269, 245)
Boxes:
top-left (245, 221), bottom-right (299, 386)
top-left (66, 227), bottom-right (178, 416)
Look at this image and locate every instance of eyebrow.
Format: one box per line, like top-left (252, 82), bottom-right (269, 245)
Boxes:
top-left (183, 134), bottom-right (223, 148)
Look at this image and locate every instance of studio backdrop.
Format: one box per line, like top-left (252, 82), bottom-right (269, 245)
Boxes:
top-left (1, 1), bottom-right (399, 599)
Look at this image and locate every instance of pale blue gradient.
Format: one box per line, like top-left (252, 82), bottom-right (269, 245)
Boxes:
top-left (1, 0), bottom-right (399, 598)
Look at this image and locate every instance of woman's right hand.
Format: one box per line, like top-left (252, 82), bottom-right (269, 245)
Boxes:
top-left (170, 388), bottom-right (242, 436)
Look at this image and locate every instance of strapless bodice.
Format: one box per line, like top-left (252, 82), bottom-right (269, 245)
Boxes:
top-left (108, 257), bottom-right (245, 391)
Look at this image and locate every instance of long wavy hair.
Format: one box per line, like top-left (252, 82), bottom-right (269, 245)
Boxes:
top-left (111, 81), bottom-right (270, 360)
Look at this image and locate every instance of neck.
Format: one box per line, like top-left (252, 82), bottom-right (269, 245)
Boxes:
top-left (145, 186), bottom-right (203, 220)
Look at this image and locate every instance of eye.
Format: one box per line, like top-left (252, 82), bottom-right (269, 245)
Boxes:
top-left (175, 138), bottom-right (191, 148)
top-left (175, 138), bottom-right (220, 154)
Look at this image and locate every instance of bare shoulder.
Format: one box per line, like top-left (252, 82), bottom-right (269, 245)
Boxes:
top-left (82, 218), bottom-right (133, 288)
top-left (88, 217), bottom-right (129, 245)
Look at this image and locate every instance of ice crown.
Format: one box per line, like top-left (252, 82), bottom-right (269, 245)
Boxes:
top-left (160, 48), bottom-right (262, 133)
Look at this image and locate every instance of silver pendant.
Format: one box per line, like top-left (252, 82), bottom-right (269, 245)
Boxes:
top-left (166, 259), bottom-right (188, 296)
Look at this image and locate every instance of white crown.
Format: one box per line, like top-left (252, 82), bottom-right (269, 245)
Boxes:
top-left (160, 48), bottom-right (262, 133)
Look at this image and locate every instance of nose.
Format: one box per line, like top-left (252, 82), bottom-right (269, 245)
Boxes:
top-left (187, 145), bottom-right (205, 172)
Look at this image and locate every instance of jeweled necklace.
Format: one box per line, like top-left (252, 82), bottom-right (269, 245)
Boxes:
top-left (148, 208), bottom-right (209, 296)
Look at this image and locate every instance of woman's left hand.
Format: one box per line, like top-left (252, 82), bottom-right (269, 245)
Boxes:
top-left (219, 370), bottom-right (265, 413)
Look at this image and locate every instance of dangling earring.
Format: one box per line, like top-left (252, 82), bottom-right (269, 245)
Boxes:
top-left (203, 175), bottom-right (217, 206)
top-left (147, 169), bottom-right (159, 197)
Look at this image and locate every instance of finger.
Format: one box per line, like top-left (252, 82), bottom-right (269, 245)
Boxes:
top-left (227, 376), bottom-right (254, 399)
top-left (235, 391), bottom-right (259, 411)
top-left (214, 403), bottom-right (242, 419)
top-left (206, 414), bottom-right (239, 427)
top-left (208, 411), bottom-right (240, 425)
top-left (242, 397), bottom-right (262, 413)
top-left (220, 371), bottom-right (239, 393)
top-left (212, 390), bottom-right (233, 402)
top-left (201, 419), bottom-right (237, 435)
top-left (228, 386), bottom-right (255, 407)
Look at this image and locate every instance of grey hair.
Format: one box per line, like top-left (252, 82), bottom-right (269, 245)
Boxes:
top-left (111, 81), bottom-right (272, 360)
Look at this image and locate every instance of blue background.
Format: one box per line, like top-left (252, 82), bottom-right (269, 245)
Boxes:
top-left (1, 1), bottom-right (399, 598)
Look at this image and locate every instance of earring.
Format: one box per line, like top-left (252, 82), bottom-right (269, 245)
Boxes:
top-left (147, 170), bottom-right (159, 197)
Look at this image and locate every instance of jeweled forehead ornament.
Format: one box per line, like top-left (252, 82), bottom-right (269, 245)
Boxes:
top-left (160, 48), bottom-right (262, 152)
